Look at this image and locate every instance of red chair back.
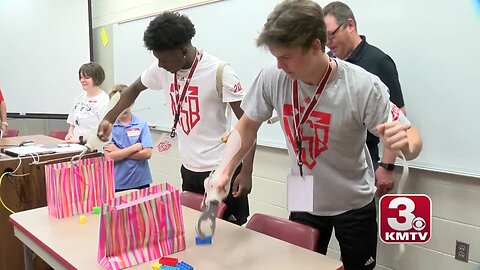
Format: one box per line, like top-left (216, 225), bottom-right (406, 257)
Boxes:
top-left (3, 128), bottom-right (20, 137)
top-left (246, 213), bottom-right (320, 251)
top-left (48, 129), bottom-right (68, 140)
top-left (180, 191), bottom-right (227, 218)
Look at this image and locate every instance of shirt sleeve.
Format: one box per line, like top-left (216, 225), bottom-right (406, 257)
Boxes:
top-left (364, 79), bottom-right (410, 137)
top-left (220, 64), bottom-right (244, 103)
top-left (376, 55), bottom-right (405, 108)
top-left (240, 67), bottom-right (275, 123)
top-left (139, 122), bottom-right (153, 148)
top-left (0, 89), bottom-right (4, 103)
top-left (141, 61), bottom-right (164, 90)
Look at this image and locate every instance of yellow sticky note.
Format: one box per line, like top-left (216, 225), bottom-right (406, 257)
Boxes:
top-left (100, 27), bottom-right (109, 47)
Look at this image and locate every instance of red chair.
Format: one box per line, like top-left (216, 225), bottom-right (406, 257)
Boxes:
top-left (2, 128), bottom-right (20, 137)
top-left (48, 129), bottom-right (68, 140)
top-left (245, 213), bottom-right (320, 251)
top-left (180, 191), bottom-right (227, 218)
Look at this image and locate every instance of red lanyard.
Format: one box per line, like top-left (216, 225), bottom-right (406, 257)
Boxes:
top-left (170, 49), bottom-right (203, 138)
top-left (291, 59), bottom-right (333, 175)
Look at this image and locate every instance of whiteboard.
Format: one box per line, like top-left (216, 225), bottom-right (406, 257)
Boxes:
top-left (112, 0), bottom-right (480, 177)
top-left (0, 0), bottom-right (91, 115)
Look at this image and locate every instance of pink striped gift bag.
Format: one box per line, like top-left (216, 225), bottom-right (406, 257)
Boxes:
top-left (45, 156), bottom-right (115, 219)
top-left (97, 183), bottom-right (186, 270)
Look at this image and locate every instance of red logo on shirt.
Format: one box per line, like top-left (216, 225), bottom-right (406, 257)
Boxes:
top-left (233, 82), bottom-right (243, 93)
top-left (390, 103), bottom-right (400, 121)
top-left (169, 84), bottom-right (200, 135)
top-left (283, 104), bottom-right (331, 169)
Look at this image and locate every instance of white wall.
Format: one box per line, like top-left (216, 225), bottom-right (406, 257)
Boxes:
top-left (92, 1), bottom-right (480, 269)
top-left (92, 0), bottom-right (221, 27)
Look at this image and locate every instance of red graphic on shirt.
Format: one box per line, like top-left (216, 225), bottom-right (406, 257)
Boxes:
top-left (283, 104), bottom-right (331, 169)
top-left (156, 141), bottom-right (172, 152)
top-left (233, 82), bottom-right (243, 93)
top-left (169, 84), bottom-right (200, 135)
top-left (390, 103), bottom-right (400, 121)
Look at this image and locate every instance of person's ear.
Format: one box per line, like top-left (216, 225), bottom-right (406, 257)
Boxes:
top-left (181, 47), bottom-right (188, 58)
top-left (347, 18), bottom-right (356, 32)
top-left (311, 39), bottom-right (323, 54)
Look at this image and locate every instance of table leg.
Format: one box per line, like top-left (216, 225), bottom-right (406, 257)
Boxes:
top-left (23, 245), bottom-right (33, 270)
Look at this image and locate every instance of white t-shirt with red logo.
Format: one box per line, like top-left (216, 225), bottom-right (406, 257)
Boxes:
top-left (141, 51), bottom-right (244, 172)
top-left (67, 91), bottom-right (109, 138)
top-left (242, 59), bottom-right (411, 216)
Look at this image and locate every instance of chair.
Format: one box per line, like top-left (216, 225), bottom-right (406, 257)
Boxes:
top-left (245, 213), bottom-right (320, 251)
top-left (2, 128), bottom-right (20, 137)
top-left (180, 191), bottom-right (227, 218)
top-left (47, 129), bottom-right (68, 140)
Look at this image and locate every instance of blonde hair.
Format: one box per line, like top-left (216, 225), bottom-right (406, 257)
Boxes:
top-left (109, 84), bottom-right (128, 99)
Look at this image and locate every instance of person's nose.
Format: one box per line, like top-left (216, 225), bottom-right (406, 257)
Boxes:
top-left (326, 39), bottom-right (333, 49)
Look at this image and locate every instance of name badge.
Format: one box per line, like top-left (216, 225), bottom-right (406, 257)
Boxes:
top-left (127, 128), bottom-right (140, 137)
top-left (155, 133), bottom-right (177, 154)
top-left (287, 174), bottom-right (314, 212)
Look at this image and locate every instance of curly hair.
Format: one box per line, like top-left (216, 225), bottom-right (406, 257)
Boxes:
top-left (143, 12), bottom-right (196, 51)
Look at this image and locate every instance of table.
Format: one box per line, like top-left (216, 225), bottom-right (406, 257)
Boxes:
top-left (10, 206), bottom-right (343, 270)
top-left (0, 135), bottom-right (96, 270)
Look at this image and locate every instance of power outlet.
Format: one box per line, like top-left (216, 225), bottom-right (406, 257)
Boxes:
top-left (455, 241), bottom-right (469, 262)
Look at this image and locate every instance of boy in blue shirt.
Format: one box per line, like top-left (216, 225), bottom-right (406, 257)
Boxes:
top-left (104, 84), bottom-right (154, 192)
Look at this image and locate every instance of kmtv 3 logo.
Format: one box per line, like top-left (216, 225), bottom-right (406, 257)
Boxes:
top-left (379, 195), bottom-right (431, 244)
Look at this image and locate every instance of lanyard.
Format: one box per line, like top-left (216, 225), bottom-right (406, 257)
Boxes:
top-left (170, 49), bottom-right (203, 138)
top-left (291, 59), bottom-right (333, 176)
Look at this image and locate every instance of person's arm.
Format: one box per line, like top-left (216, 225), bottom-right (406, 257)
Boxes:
top-left (216, 114), bottom-right (261, 192)
top-left (128, 147), bottom-right (152, 160)
top-left (97, 78), bottom-right (147, 141)
top-left (229, 101), bottom-right (256, 197)
top-left (128, 121), bottom-right (153, 160)
top-left (377, 55), bottom-right (406, 114)
top-left (0, 100), bottom-right (7, 134)
top-left (65, 125), bottom-right (75, 140)
top-left (377, 123), bottom-right (422, 161)
top-left (104, 143), bottom-right (143, 161)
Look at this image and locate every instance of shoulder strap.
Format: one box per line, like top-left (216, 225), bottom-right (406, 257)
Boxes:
top-left (216, 61), bottom-right (232, 133)
top-left (216, 62), bottom-right (227, 99)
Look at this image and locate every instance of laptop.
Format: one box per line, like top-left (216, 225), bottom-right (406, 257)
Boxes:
top-left (3, 145), bottom-right (55, 157)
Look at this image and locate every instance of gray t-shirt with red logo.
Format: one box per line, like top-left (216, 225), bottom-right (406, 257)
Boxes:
top-left (241, 59), bottom-right (410, 216)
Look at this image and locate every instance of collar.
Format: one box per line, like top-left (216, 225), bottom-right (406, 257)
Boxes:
top-left (114, 114), bottom-right (139, 127)
top-left (346, 35), bottom-right (368, 62)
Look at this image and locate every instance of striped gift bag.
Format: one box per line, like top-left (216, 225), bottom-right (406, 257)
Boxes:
top-left (45, 156), bottom-right (115, 219)
top-left (97, 183), bottom-right (186, 270)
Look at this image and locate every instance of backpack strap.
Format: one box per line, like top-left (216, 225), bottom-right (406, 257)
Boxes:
top-left (216, 62), bottom-right (232, 133)
top-left (216, 62), bottom-right (227, 98)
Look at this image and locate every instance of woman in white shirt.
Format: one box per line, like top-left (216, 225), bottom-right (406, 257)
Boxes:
top-left (65, 62), bottom-right (109, 143)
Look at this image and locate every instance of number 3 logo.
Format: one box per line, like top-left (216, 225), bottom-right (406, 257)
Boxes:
top-left (387, 197), bottom-right (416, 231)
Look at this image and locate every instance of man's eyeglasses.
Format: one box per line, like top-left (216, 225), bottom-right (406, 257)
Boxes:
top-left (327, 23), bottom-right (344, 39)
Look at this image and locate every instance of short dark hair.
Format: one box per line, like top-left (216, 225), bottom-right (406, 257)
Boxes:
top-left (323, 1), bottom-right (357, 31)
top-left (257, 0), bottom-right (327, 51)
top-left (143, 12), bottom-right (196, 51)
top-left (78, 62), bottom-right (105, 86)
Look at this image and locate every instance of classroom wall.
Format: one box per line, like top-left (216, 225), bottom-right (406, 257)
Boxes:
top-left (91, 1), bottom-right (480, 269)
top-left (92, 0), bottom-right (221, 28)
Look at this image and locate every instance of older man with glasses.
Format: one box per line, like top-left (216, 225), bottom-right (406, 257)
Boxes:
top-left (323, 1), bottom-right (407, 197)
